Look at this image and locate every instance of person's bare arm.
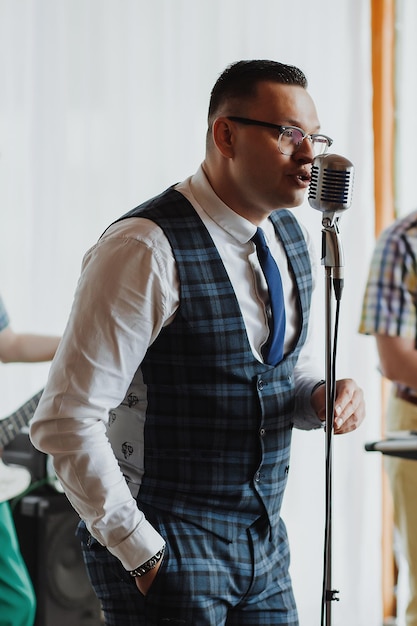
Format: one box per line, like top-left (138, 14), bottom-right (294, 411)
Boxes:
top-left (375, 334), bottom-right (417, 389)
top-left (0, 326), bottom-right (60, 363)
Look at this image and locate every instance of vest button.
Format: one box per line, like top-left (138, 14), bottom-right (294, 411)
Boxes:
top-left (254, 471), bottom-right (261, 482)
top-left (259, 428), bottom-right (266, 437)
top-left (257, 380), bottom-right (264, 391)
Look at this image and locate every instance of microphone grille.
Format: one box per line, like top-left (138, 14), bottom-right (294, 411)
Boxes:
top-left (308, 154), bottom-right (354, 213)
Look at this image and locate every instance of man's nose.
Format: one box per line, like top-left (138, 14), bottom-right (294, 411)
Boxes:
top-left (293, 135), bottom-right (315, 162)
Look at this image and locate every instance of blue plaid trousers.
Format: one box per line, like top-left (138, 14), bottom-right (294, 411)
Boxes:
top-left (77, 509), bottom-right (298, 626)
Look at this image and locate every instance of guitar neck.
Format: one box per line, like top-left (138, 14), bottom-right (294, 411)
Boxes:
top-left (0, 389), bottom-right (44, 448)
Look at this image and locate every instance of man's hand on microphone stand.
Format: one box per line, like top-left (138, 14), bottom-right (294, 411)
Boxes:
top-left (311, 378), bottom-right (365, 434)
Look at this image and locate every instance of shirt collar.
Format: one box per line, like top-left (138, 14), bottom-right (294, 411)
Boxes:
top-left (188, 165), bottom-right (257, 245)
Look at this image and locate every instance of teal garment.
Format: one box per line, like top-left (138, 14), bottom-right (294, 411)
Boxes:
top-left (0, 296), bottom-right (36, 625)
top-left (0, 502), bottom-right (36, 626)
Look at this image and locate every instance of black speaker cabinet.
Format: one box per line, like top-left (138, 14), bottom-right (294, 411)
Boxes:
top-left (3, 427), bottom-right (47, 483)
top-left (12, 490), bottom-right (103, 626)
top-left (4, 430), bottom-right (103, 625)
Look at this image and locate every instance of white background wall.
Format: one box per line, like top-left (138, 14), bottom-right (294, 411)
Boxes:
top-left (0, 2), bottom-right (384, 624)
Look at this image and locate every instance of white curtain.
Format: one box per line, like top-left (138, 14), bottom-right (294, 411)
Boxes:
top-left (0, 1), bottom-right (382, 624)
top-left (386, 2), bottom-right (417, 624)
top-left (395, 0), bottom-right (417, 218)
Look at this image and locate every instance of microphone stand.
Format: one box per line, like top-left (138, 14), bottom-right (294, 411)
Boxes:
top-left (320, 212), bottom-right (344, 626)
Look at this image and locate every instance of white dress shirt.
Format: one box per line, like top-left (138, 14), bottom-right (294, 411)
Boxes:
top-left (30, 165), bottom-right (323, 571)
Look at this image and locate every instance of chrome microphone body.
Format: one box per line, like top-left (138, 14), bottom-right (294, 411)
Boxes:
top-left (308, 153), bottom-right (354, 219)
top-left (308, 153), bottom-right (354, 295)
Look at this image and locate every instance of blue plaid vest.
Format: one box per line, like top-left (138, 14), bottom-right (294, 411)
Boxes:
top-left (117, 187), bottom-right (313, 542)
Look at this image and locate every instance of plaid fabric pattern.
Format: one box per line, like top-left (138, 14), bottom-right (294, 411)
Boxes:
top-left (119, 189), bottom-right (313, 544)
top-left (77, 511), bottom-right (298, 626)
top-left (359, 210), bottom-right (417, 340)
top-left (0, 296), bottom-right (10, 332)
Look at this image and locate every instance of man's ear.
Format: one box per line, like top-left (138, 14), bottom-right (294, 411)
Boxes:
top-left (211, 117), bottom-right (235, 158)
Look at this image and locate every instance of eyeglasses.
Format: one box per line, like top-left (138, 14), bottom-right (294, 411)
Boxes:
top-left (227, 116), bottom-right (333, 157)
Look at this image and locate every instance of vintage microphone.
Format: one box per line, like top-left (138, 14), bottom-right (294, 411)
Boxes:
top-left (308, 153), bottom-right (354, 626)
top-left (309, 154), bottom-right (354, 299)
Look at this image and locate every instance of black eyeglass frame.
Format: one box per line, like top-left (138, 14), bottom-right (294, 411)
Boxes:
top-left (226, 116), bottom-right (333, 155)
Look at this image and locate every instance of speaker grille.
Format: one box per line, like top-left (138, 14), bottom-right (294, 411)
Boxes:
top-left (12, 490), bottom-right (103, 625)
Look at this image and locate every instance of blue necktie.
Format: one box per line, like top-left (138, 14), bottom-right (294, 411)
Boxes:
top-left (252, 227), bottom-right (286, 365)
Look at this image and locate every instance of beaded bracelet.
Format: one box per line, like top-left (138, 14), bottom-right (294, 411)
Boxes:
top-left (128, 546), bottom-right (165, 578)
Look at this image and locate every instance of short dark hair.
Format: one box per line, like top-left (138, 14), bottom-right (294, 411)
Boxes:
top-left (208, 59), bottom-right (308, 125)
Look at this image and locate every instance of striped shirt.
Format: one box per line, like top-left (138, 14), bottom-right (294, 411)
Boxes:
top-left (359, 210), bottom-right (417, 340)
